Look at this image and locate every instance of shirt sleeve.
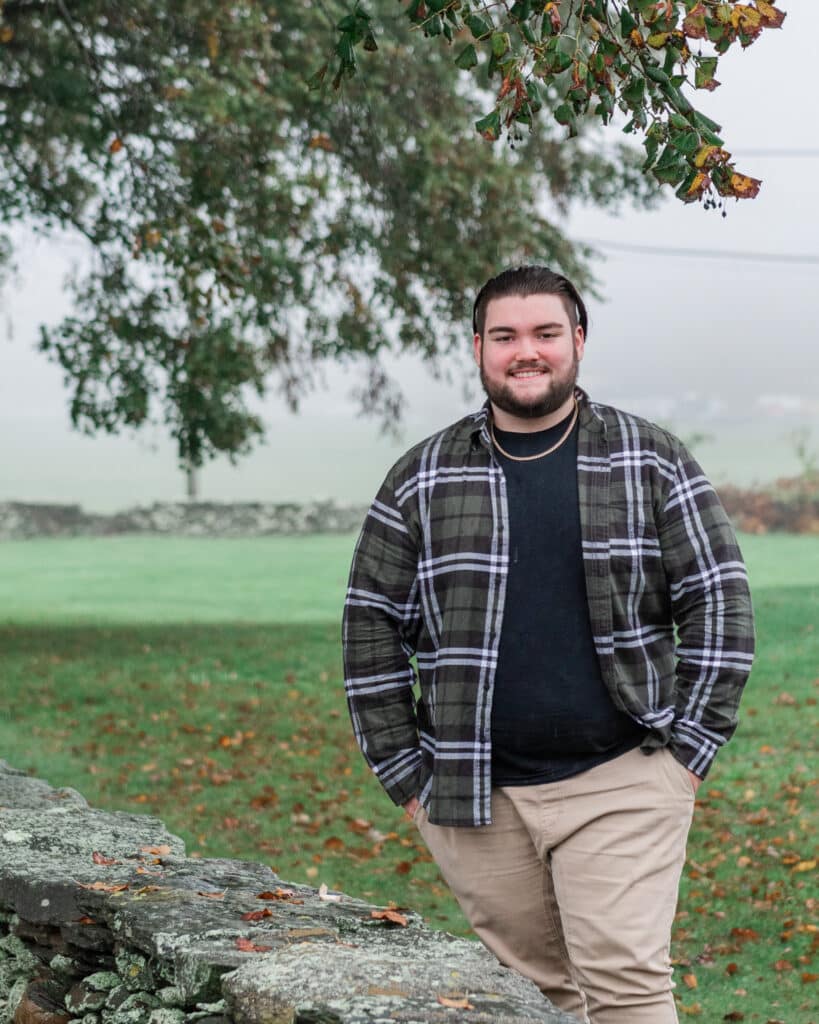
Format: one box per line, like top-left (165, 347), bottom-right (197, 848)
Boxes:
top-left (342, 476), bottom-right (423, 807)
top-left (657, 443), bottom-right (755, 779)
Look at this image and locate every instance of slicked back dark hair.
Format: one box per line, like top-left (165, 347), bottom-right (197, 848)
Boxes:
top-left (472, 265), bottom-right (588, 341)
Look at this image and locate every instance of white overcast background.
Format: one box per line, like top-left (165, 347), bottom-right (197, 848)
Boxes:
top-left (2, 5), bottom-right (818, 512)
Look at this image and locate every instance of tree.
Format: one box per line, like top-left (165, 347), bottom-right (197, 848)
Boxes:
top-left (333, 1), bottom-right (786, 206)
top-left (2, 2), bottom-right (661, 467)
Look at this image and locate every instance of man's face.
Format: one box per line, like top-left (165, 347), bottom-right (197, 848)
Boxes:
top-left (473, 293), bottom-right (585, 424)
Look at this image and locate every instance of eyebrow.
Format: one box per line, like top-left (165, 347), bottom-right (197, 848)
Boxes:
top-left (487, 322), bottom-right (564, 334)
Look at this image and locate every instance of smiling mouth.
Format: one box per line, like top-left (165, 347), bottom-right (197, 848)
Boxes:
top-left (510, 369), bottom-right (548, 379)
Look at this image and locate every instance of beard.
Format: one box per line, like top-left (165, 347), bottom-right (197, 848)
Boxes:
top-left (480, 348), bottom-right (579, 420)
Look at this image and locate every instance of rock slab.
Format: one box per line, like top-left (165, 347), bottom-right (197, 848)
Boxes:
top-left (0, 762), bottom-right (578, 1024)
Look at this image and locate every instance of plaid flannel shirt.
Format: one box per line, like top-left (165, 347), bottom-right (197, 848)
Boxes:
top-left (342, 388), bottom-right (755, 827)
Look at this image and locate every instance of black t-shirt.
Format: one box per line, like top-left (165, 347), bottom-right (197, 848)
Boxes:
top-left (490, 409), bottom-right (645, 785)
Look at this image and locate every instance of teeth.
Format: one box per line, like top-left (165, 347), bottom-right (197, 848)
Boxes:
top-left (512, 371), bottom-right (544, 378)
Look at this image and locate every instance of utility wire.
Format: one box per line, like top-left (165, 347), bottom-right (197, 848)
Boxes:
top-left (732, 149), bottom-right (819, 158)
top-left (584, 239), bottom-right (819, 265)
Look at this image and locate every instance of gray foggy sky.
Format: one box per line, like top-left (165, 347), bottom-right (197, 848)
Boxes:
top-left (2, 4), bottom-right (818, 512)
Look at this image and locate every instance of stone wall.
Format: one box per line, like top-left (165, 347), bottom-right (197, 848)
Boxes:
top-left (0, 503), bottom-right (368, 541)
top-left (0, 762), bottom-right (578, 1024)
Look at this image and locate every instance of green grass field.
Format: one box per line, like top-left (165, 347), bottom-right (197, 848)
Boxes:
top-left (0, 532), bottom-right (816, 1022)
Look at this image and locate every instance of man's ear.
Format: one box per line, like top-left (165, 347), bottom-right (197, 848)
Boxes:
top-left (574, 325), bottom-right (585, 362)
top-left (473, 333), bottom-right (482, 368)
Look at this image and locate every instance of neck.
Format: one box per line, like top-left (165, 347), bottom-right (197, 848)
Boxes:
top-left (491, 394), bottom-right (577, 433)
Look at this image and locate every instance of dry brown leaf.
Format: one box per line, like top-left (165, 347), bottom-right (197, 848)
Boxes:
top-left (257, 888), bottom-right (300, 901)
top-left (682, 973), bottom-right (698, 989)
top-left (437, 994), bottom-right (474, 1009)
top-left (241, 908), bottom-right (273, 921)
top-left (196, 890), bottom-right (225, 900)
top-left (371, 909), bottom-right (408, 927)
top-left (140, 844), bottom-right (172, 856)
top-left (92, 851), bottom-right (118, 866)
top-left (235, 937), bottom-right (272, 953)
top-left (78, 881), bottom-right (128, 892)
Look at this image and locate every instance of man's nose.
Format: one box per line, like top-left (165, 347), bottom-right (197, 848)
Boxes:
top-left (515, 334), bottom-right (541, 360)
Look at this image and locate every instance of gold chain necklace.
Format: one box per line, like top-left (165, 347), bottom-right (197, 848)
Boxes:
top-left (490, 398), bottom-right (578, 463)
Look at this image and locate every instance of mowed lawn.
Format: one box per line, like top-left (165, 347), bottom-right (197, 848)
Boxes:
top-left (0, 532), bottom-right (816, 1023)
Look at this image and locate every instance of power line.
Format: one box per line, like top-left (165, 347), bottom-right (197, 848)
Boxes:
top-left (732, 149), bottom-right (819, 158)
top-left (584, 239), bottom-right (819, 265)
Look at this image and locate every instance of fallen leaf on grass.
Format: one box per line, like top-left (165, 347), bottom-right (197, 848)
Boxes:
top-left (92, 851), bottom-right (119, 866)
top-left (682, 973), bottom-right (698, 989)
top-left (371, 909), bottom-right (408, 926)
top-left (723, 1012), bottom-right (745, 1021)
top-left (802, 972), bottom-right (818, 983)
top-left (241, 908), bottom-right (273, 921)
top-left (78, 881), bottom-right (128, 893)
top-left (773, 959), bottom-right (793, 971)
top-left (437, 994), bottom-right (474, 1009)
top-left (792, 859), bottom-right (816, 872)
top-left (678, 1002), bottom-right (702, 1016)
top-left (730, 927), bottom-right (760, 944)
top-left (235, 937), bottom-right (272, 953)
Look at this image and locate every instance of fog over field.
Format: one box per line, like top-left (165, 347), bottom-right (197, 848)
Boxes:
top-left (2, 6), bottom-right (818, 511)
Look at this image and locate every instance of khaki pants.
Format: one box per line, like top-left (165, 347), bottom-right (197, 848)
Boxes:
top-left (415, 747), bottom-right (695, 1024)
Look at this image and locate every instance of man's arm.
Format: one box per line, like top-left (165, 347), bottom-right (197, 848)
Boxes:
top-left (657, 443), bottom-right (755, 780)
top-left (342, 478), bottom-right (423, 807)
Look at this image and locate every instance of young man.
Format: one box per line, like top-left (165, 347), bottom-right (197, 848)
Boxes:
top-left (342, 265), bottom-right (754, 1023)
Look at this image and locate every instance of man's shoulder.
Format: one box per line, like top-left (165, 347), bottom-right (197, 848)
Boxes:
top-left (382, 410), bottom-right (485, 489)
top-left (586, 397), bottom-right (683, 462)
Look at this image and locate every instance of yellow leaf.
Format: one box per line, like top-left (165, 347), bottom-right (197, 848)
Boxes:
top-left (731, 5), bottom-right (761, 29)
top-left (694, 145), bottom-right (728, 169)
top-left (793, 859), bottom-right (816, 873)
top-left (682, 973), bottom-right (698, 989)
top-left (629, 28), bottom-right (644, 48)
top-left (729, 173), bottom-right (761, 199)
top-left (0, 26), bottom-right (14, 43)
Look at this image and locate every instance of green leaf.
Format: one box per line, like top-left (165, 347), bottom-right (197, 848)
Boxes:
top-left (692, 110), bottom-right (723, 134)
top-left (622, 74), bottom-right (645, 106)
top-left (454, 43), bottom-right (479, 70)
top-left (670, 128), bottom-right (700, 156)
top-left (491, 32), bottom-right (511, 57)
top-left (474, 109), bottom-right (501, 140)
top-left (620, 9), bottom-right (638, 35)
top-left (554, 102), bottom-right (576, 129)
top-left (466, 14), bottom-right (493, 39)
top-left (306, 64), bottom-right (329, 91)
